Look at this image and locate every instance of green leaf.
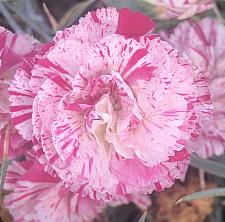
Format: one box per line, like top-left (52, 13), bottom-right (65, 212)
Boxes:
top-left (0, 156), bottom-right (9, 189)
top-left (191, 154), bottom-right (225, 179)
top-left (0, 126), bottom-right (9, 190)
top-left (102, 0), bottom-right (139, 10)
top-left (138, 211), bottom-right (148, 222)
top-left (176, 187), bottom-right (225, 205)
top-left (57, 0), bottom-right (97, 30)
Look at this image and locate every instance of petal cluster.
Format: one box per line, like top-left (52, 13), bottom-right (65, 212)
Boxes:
top-left (4, 160), bottom-right (104, 222)
top-left (0, 27), bottom-right (40, 160)
top-left (144, 0), bottom-right (212, 20)
top-left (5, 156), bottom-right (150, 222)
top-left (161, 18), bottom-right (225, 158)
top-left (8, 7), bottom-right (211, 202)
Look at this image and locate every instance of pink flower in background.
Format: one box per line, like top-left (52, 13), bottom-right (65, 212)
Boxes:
top-left (4, 160), bottom-right (104, 222)
top-left (9, 8), bottom-right (211, 200)
top-left (161, 18), bottom-right (225, 158)
top-left (144, 0), bottom-right (212, 20)
top-left (0, 27), bottom-right (40, 160)
top-left (5, 159), bottom-right (151, 222)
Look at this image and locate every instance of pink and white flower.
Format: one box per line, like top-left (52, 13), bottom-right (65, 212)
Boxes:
top-left (143, 0), bottom-right (212, 20)
top-left (9, 8), bottom-right (210, 200)
top-left (0, 27), bottom-right (40, 160)
top-left (4, 160), bottom-right (104, 222)
top-left (161, 18), bottom-right (225, 158)
top-left (4, 159), bottom-right (150, 222)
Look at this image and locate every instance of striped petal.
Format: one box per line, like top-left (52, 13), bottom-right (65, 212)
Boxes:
top-left (162, 18), bottom-right (225, 158)
top-left (0, 27), bottom-right (40, 115)
top-left (4, 161), bottom-right (104, 222)
top-left (144, 0), bottom-right (212, 20)
top-left (54, 8), bottom-right (119, 42)
top-left (55, 7), bottom-right (154, 42)
top-left (9, 60), bottom-right (34, 140)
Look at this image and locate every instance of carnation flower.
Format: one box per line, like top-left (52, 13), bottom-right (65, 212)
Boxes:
top-left (4, 160), bottom-right (104, 222)
top-left (161, 18), bottom-right (225, 158)
top-left (0, 27), bottom-right (40, 160)
top-left (9, 8), bottom-right (211, 200)
top-left (142, 0), bottom-right (212, 20)
top-left (4, 159), bottom-right (150, 222)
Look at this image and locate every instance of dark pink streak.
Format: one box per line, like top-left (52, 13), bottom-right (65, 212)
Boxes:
top-left (10, 105), bottom-right (32, 112)
top-left (50, 75), bottom-right (72, 91)
top-left (9, 91), bottom-right (32, 97)
top-left (127, 64), bottom-right (156, 82)
top-left (12, 112), bottom-right (32, 125)
top-left (0, 32), bottom-right (7, 50)
top-left (116, 8), bottom-right (155, 38)
top-left (91, 11), bottom-right (101, 23)
top-left (121, 48), bottom-right (148, 78)
top-left (168, 149), bottom-right (190, 162)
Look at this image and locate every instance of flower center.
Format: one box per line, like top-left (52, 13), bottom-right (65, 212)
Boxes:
top-left (60, 72), bottom-right (143, 156)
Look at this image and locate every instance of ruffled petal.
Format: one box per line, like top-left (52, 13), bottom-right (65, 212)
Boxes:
top-left (9, 60), bottom-right (34, 140)
top-left (55, 8), bottom-right (119, 43)
top-left (4, 161), bottom-right (104, 222)
top-left (162, 18), bottom-right (225, 158)
top-left (145, 0), bottom-right (212, 20)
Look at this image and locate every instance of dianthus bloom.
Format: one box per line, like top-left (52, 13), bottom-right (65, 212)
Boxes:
top-left (0, 27), bottom-right (40, 160)
top-left (9, 8), bottom-right (211, 200)
top-left (161, 18), bottom-right (225, 158)
top-left (4, 160), bottom-right (104, 222)
top-left (4, 159), bottom-right (150, 222)
top-left (143, 0), bottom-right (212, 20)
